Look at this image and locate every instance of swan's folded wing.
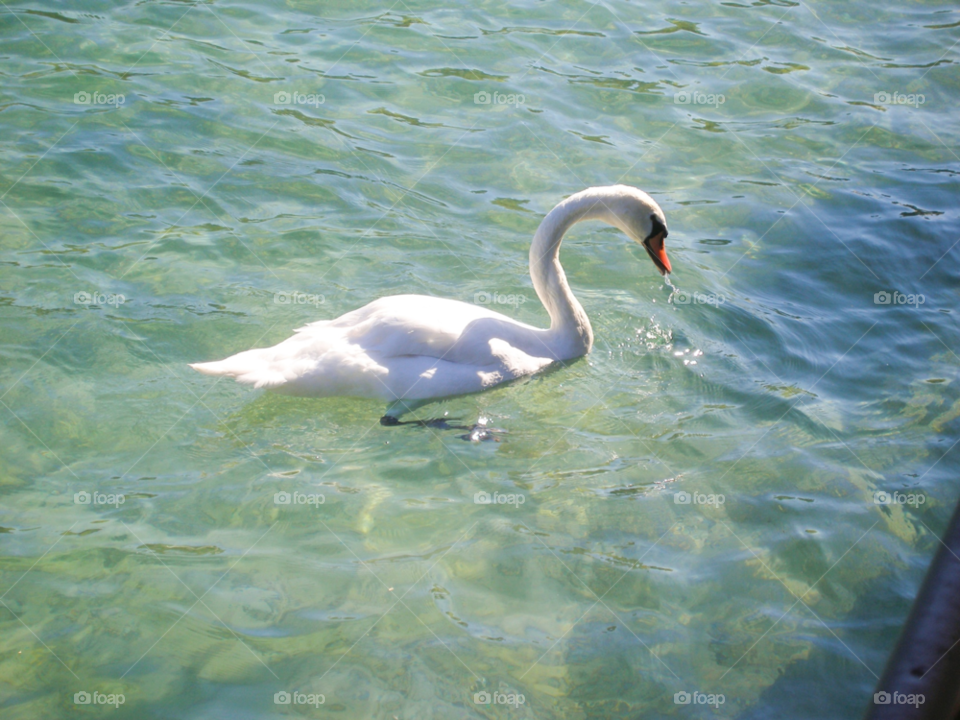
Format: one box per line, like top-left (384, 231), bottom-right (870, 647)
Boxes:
top-left (294, 295), bottom-right (524, 365)
top-left (194, 294), bottom-right (556, 398)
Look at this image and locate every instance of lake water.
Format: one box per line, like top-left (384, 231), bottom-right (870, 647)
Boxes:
top-left (1, 1), bottom-right (958, 718)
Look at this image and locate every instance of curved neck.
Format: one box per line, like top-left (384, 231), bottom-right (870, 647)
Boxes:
top-left (530, 189), bottom-right (629, 359)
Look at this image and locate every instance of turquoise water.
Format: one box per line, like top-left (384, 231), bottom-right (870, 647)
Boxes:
top-left (1, 0), bottom-right (958, 717)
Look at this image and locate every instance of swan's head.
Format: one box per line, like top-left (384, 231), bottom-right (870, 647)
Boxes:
top-left (541, 185), bottom-right (673, 278)
top-left (611, 186), bottom-right (671, 276)
top-left (580, 185), bottom-right (671, 275)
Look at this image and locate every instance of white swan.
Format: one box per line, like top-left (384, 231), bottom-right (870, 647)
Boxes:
top-left (190, 185), bottom-right (671, 419)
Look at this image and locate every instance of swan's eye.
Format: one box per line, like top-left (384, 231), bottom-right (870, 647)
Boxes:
top-left (646, 214), bottom-right (667, 241)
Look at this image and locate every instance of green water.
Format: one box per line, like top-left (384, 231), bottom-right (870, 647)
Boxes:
top-left (1, 0), bottom-right (958, 717)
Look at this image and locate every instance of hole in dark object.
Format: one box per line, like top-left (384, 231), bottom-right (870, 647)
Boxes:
top-left (910, 666), bottom-right (925, 677)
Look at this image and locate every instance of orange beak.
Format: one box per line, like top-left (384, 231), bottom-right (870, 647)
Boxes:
top-left (644, 231), bottom-right (672, 275)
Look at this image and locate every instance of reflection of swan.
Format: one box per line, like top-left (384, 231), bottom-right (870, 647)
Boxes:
top-left (190, 185), bottom-right (671, 420)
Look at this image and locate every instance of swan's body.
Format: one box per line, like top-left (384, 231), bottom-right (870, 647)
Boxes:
top-left (190, 185), bottom-right (671, 414)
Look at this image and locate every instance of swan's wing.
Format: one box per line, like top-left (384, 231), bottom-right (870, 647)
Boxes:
top-left (190, 294), bottom-right (556, 398)
top-left (295, 294), bottom-right (545, 366)
top-left (190, 328), bottom-right (552, 399)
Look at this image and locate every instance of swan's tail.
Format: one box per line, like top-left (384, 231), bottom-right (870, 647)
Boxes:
top-left (189, 349), bottom-right (289, 389)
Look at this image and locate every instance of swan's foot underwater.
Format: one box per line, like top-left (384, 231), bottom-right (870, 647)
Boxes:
top-left (379, 415), bottom-right (505, 442)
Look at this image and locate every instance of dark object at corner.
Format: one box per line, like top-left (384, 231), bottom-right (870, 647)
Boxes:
top-left (865, 499), bottom-right (960, 720)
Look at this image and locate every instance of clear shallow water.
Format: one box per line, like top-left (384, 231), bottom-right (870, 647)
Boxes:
top-left (1, 0), bottom-right (958, 717)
